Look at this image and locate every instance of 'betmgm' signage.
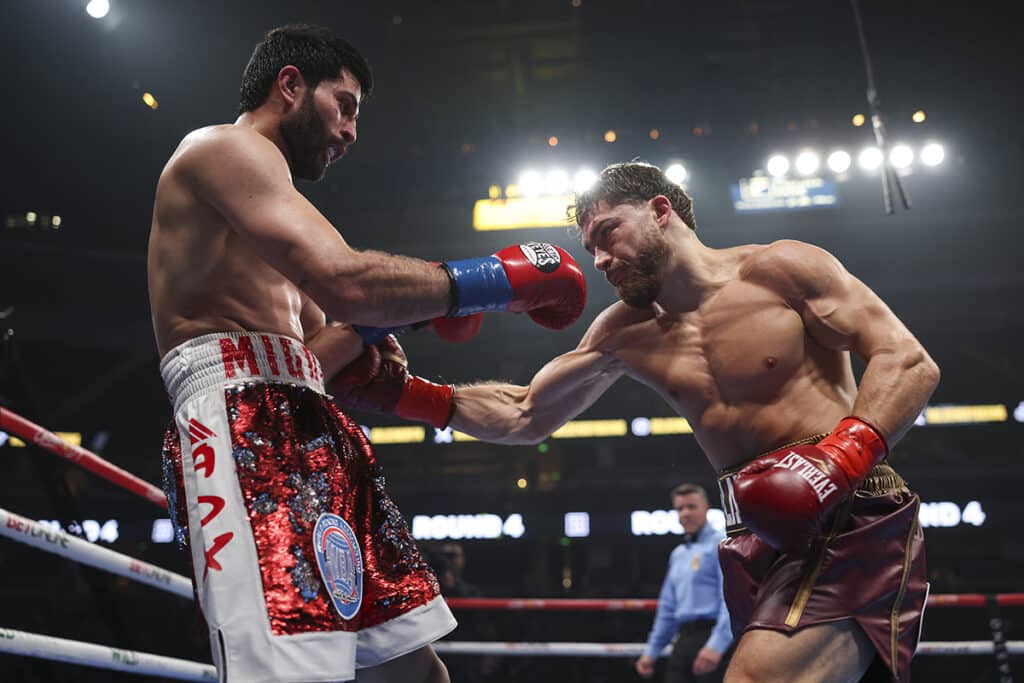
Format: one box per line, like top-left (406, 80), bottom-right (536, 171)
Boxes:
top-left (731, 176), bottom-right (839, 213)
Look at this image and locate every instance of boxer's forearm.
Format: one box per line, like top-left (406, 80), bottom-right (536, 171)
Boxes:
top-left (449, 348), bottom-right (624, 444)
top-left (852, 337), bottom-right (940, 447)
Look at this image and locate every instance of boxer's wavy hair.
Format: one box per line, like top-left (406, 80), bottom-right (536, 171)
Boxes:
top-left (570, 161), bottom-right (696, 232)
top-left (239, 24), bottom-right (373, 114)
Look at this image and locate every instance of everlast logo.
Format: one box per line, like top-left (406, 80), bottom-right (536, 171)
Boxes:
top-left (774, 451), bottom-right (839, 502)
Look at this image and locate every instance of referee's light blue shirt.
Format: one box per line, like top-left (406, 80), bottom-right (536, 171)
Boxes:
top-left (643, 523), bottom-right (733, 658)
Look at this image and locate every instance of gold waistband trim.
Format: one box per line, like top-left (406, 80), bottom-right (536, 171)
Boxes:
top-left (718, 433), bottom-right (830, 479)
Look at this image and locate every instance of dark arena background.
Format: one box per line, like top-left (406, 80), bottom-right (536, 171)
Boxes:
top-left (2, 1), bottom-right (1022, 681)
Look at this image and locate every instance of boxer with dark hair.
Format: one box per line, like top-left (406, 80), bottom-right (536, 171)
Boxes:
top-left (148, 23), bottom-right (585, 683)
top-left (337, 161), bottom-right (938, 682)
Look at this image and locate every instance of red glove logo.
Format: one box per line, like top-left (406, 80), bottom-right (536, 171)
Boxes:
top-left (519, 242), bottom-right (562, 273)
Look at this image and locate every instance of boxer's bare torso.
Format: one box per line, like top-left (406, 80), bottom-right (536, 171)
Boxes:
top-left (580, 251), bottom-right (857, 471)
top-left (148, 125), bottom-right (314, 358)
top-left (451, 198), bottom-right (934, 472)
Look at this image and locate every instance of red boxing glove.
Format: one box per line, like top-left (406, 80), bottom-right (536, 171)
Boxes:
top-left (732, 417), bottom-right (888, 552)
top-left (443, 243), bottom-right (587, 330)
top-left (431, 313), bottom-right (483, 342)
top-left (328, 335), bottom-right (455, 428)
top-left (494, 243), bottom-right (586, 328)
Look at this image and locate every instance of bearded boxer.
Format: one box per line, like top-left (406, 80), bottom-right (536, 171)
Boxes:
top-left (147, 24), bottom-right (584, 683)
top-left (334, 161), bottom-right (939, 683)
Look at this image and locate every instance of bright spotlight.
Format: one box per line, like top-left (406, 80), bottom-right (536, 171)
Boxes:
top-left (889, 145), bottom-right (914, 169)
top-left (665, 163), bottom-right (688, 185)
top-left (573, 169), bottom-right (597, 194)
top-left (920, 143), bottom-right (945, 167)
top-left (545, 169), bottom-right (570, 195)
top-left (794, 151), bottom-right (820, 176)
top-left (518, 170), bottom-right (544, 198)
top-left (826, 150), bottom-right (852, 174)
top-left (858, 147), bottom-right (883, 171)
top-left (766, 155), bottom-right (790, 178)
top-left (86, 0), bottom-right (110, 19)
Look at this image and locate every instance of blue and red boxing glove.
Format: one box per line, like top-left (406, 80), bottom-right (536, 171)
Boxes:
top-left (732, 417), bottom-right (889, 552)
top-left (442, 242), bottom-right (586, 328)
top-left (355, 243), bottom-right (585, 344)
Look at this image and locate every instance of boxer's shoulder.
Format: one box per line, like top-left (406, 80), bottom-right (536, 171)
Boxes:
top-left (740, 240), bottom-right (844, 300)
top-left (579, 301), bottom-right (655, 352)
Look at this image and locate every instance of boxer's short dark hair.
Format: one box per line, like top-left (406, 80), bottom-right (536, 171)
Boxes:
top-left (239, 23), bottom-right (373, 113)
top-left (571, 161), bottom-right (696, 232)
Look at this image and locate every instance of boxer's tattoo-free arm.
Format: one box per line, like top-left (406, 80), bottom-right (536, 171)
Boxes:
top-left (750, 240), bottom-right (940, 446)
top-left (188, 126), bottom-right (450, 326)
top-left (449, 321), bottom-right (625, 444)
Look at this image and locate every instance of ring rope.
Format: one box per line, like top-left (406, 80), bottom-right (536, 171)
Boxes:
top-left (0, 506), bottom-right (193, 599)
top-left (431, 640), bottom-right (1024, 657)
top-left (0, 407), bottom-right (166, 507)
top-left (445, 594), bottom-right (1024, 611)
top-left (0, 628), bottom-right (216, 681)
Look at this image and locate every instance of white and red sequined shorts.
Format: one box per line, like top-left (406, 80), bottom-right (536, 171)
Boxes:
top-left (160, 332), bottom-right (455, 683)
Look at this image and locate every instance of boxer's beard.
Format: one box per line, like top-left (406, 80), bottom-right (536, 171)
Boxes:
top-left (616, 224), bottom-right (670, 308)
top-left (280, 89), bottom-right (333, 181)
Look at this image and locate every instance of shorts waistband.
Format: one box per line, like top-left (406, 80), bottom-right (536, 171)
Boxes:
top-left (717, 433), bottom-right (908, 538)
top-left (160, 332), bottom-right (325, 411)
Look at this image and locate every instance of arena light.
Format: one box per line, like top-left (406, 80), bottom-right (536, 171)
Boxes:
top-left (920, 142), bottom-right (945, 167)
top-left (151, 519), bottom-right (174, 543)
top-left (923, 404), bottom-right (1007, 425)
top-left (548, 136), bottom-right (559, 147)
top-left (604, 130), bottom-right (617, 143)
top-left (766, 154), bottom-right (790, 178)
top-left (545, 169), bottom-right (570, 195)
top-left (573, 168), bottom-right (597, 194)
top-left (918, 501), bottom-right (986, 528)
top-left (564, 513), bottom-right (590, 538)
top-left (86, 0), bottom-right (110, 19)
top-left (912, 109), bottom-right (927, 123)
top-left (630, 508), bottom-right (726, 536)
top-left (889, 144), bottom-right (914, 169)
top-left (858, 147), bottom-right (883, 171)
top-left (852, 113), bottom-right (866, 127)
top-left (827, 150), bottom-right (852, 174)
top-left (369, 425), bottom-right (425, 444)
top-left (794, 151), bottom-right (820, 176)
top-left (551, 419), bottom-right (627, 439)
top-left (518, 170), bottom-right (544, 198)
top-left (142, 92), bottom-right (158, 110)
top-left (664, 163), bottom-right (688, 185)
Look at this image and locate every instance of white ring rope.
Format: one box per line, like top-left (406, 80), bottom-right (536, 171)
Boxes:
top-left (4, 506), bottom-right (1022, 675)
top-left (0, 506), bottom-right (193, 600)
top-left (432, 640), bottom-right (1024, 658)
top-left (0, 628), bottom-right (216, 681)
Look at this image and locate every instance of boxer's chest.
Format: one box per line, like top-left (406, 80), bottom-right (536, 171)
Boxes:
top-left (620, 281), bottom-right (807, 416)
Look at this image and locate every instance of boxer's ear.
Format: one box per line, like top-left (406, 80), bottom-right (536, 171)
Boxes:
top-left (276, 65), bottom-right (303, 107)
top-left (651, 195), bottom-right (672, 229)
